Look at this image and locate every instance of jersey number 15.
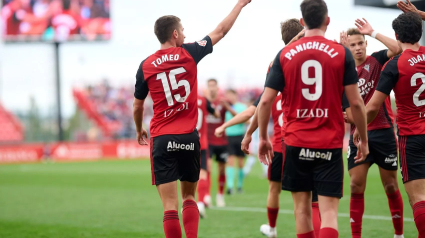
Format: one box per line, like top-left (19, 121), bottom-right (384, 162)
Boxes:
top-left (157, 67), bottom-right (191, 106)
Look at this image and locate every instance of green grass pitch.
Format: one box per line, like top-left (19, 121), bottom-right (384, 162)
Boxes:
top-left (0, 156), bottom-right (418, 237)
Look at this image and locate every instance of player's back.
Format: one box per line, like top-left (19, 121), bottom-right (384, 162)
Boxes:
top-left (391, 46), bottom-right (425, 136)
top-left (280, 36), bottom-right (355, 149)
top-left (137, 37), bottom-right (212, 137)
top-left (197, 96), bottom-right (209, 149)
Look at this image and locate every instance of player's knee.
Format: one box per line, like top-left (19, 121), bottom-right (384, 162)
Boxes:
top-left (383, 182), bottom-right (398, 194)
top-left (199, 170), bottom-right (208, 179)
top-left (294, 206), bottom-right (311, 220)
top-left (350, 179), bottom-right (366, 193)
top-left (269, 183), bottom-right (281, 195)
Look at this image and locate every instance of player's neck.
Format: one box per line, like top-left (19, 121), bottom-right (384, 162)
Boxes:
top-left (354, 57), bottom-right (367, 67)
top-left (160, 41), bottom-right (177, 50)
top-left (304, 29), bottom-right (325, 38)
top-left (401, 42), bottom-right (421, 52)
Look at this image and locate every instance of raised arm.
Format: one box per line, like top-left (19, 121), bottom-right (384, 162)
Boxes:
top-left (355, 18), bottom-right (402, 58)
top-left (208, 0), bottom-right (252, 46)
top-left (398, 0), bottom-right (425, 20)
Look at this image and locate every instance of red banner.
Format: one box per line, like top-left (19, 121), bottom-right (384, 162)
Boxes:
top-left (0, 141), bottom-right (150, 163)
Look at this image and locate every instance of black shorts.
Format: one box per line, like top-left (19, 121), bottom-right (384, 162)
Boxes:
top-left (399, 135), bottom-right (425, 184)
top-left (227, 135), bottom-right (245, 157)
top-left (200, 149), bottom-right (208, 170)
top-left (208, 145), bottom-right (228, 163)
top-left (268, 152), bottom-right (283, 182)
top-left (282, 145), bottom-right (344, 198)
top-left (150, 130), bottom-right (201, 185)
top-left (347, 128), bottom-right (398, 171)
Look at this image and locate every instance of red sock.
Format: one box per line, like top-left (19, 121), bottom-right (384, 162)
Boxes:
top-left (197, 178), bottom-right (208, 203)
top-left (413, 201), bottom-right (425, 238)
top-left (207, 171), bottom-right (211, 195)
top-left (387, 190), bottom-right (404, 235)
top-left (267, 207), bottom-right (279, 228)
top-left (218, 173), bottom-right (225, 195)
top-left (163, 210), bottom-right (182, 238)
top-left (350, 193), bottom-right (364, 238)
top-left (319, 227), bottom-right (338, 238)
top-left (182, 200), bottom-right (199, 238)
top-left (297, 231), bottom-right (315, 238)
top-left (312, 203), bottom-right (321, 238)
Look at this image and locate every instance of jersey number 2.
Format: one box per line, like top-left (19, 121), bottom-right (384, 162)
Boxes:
top-left (157, 67), bottom-right (190, 106)
top-left (301, 60), bottom-right (322, 101)
top-left (412, 73), bottom-right (425, 107)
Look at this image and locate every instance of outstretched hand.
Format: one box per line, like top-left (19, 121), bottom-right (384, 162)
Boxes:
top-left (238, 0), bottom-right (252, 7)
top-left (137, 130), bottom-right (149, 145)
top-left (397, 0), bottom-right (419, 13)
top-left (355, 18), bottom-right (374, 36)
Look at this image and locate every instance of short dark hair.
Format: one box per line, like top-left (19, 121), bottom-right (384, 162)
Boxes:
top-left (346, 28), bottom-right (365, 39)
top-left (154, 15), bottom-right (181, 44)
top-left (281, 19), bottom-right (304, 44)
top-left (392, 12), bottom-right (422, 44)
top-left (300, 0), bottom-right (328, 30)
top-left (207, 79), bottom-right (218, 85)
top-left (226, 89), bottom-right (237, 95)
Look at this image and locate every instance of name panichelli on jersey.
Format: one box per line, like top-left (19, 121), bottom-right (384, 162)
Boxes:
top-left (167, 141), bottom-right (195, 151)
top-left (285, 42), bottom-right (339, 60)
top-left (299, 148), bottom-right (332, 161)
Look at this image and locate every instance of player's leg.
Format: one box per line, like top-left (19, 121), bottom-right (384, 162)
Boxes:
top-left (151, 135), bottom-right (182, 238)
top-left (400, 135), bottom-right (425, 237)
top-left (157, 182), bottom-right (182, 238)
top-left (347, 140), bottom-right (371, 238)
top-left (197, 150), bottom-right (209, 218)
top-left (314, 148), bottom-right (344, 238)
top-left (237, 155), bottom-right (245, 193)
top-left (216, 146), bottom-right (228, 207)
top-left (281, 146), bottom-right (315, 238)
top-left (178, 131), bottom-right (201, 238)
top-left (373, 128), bottom-right (404, 237)
top-left (292, 191), bottom-right (315, 237)
top-left (312, 189), bottom-right (321, 238)
top-left (226, 154), bottom-right (235, 194)
top-left (260, 152), bottom-right (283, 238)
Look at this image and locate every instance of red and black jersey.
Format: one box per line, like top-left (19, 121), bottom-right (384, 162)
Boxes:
top-left (376, 46), bottom-right (425, 136)
top-left (265, 36), bottom-right (358, 149)
top-left (253, 93), bottom-right (283, 153)
top-left (206, 98), bottom-right (228, 146)
top-left (134, 36), bottom-right (213, 137)
top-left (343, 50), bottom-right (395, 134)
top-left (197, 96), bottom-right (215, 150)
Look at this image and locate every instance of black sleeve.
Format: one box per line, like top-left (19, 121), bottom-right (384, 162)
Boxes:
top-left (206, 99), bottom-right (215, 114)
top-left (376, 56), bottom-right (400, 95)
top-left (264, 50), bottom-right (285, 92)
top-left (342, 92), bottom-right (350, 110)
top-left (371, 49), bottom-right (390, 65)
top-left (343, 46), bottom-right (359, 86)
top-left (182, 36), bottom-right (213, 64)
top-left (134, 60), bottom-right (149, 100)
top-left (253, 93), bottom-right (263, 107)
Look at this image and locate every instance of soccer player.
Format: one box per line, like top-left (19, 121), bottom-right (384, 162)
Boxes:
top-left (353, 12), bottom-right (425, 238)
top-left (206, 79), bottom-right (236, 206)
top-left (340, 19), bottom-right (404, 238)
top-left (223, 89), bottom-right (247, 194)
top-left (196, 95), bottom-right (218, 218)
top-left (257, 1), bottom-right (369, 238)
top-left (132, 1), bottom-right (252, 237)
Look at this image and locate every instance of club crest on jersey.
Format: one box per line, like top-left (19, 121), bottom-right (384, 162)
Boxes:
top-left (167, 141), bottom-right (195, 152)
top-left (197, 40), bottom-right (207, 47)
top-left (299, 148), bottom-right (332, 161)
top-left (364, 64), bottom-right (370, 72)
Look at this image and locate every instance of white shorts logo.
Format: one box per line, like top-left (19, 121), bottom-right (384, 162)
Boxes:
top-left (167, 141), bottom-right (195, 152)
top-left (299, 148), bottom-right (332, 161)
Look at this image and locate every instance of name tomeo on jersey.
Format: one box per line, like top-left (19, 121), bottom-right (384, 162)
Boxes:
top-left (376, 46), bottom-right (425, 136)
top-left (134, 36), bottom-right (213, 137)
top-left (265, 36), bottom-right (358, 149)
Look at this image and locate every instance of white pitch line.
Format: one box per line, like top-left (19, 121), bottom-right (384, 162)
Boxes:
top-left (211, 206), bottom-right (414, 222)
